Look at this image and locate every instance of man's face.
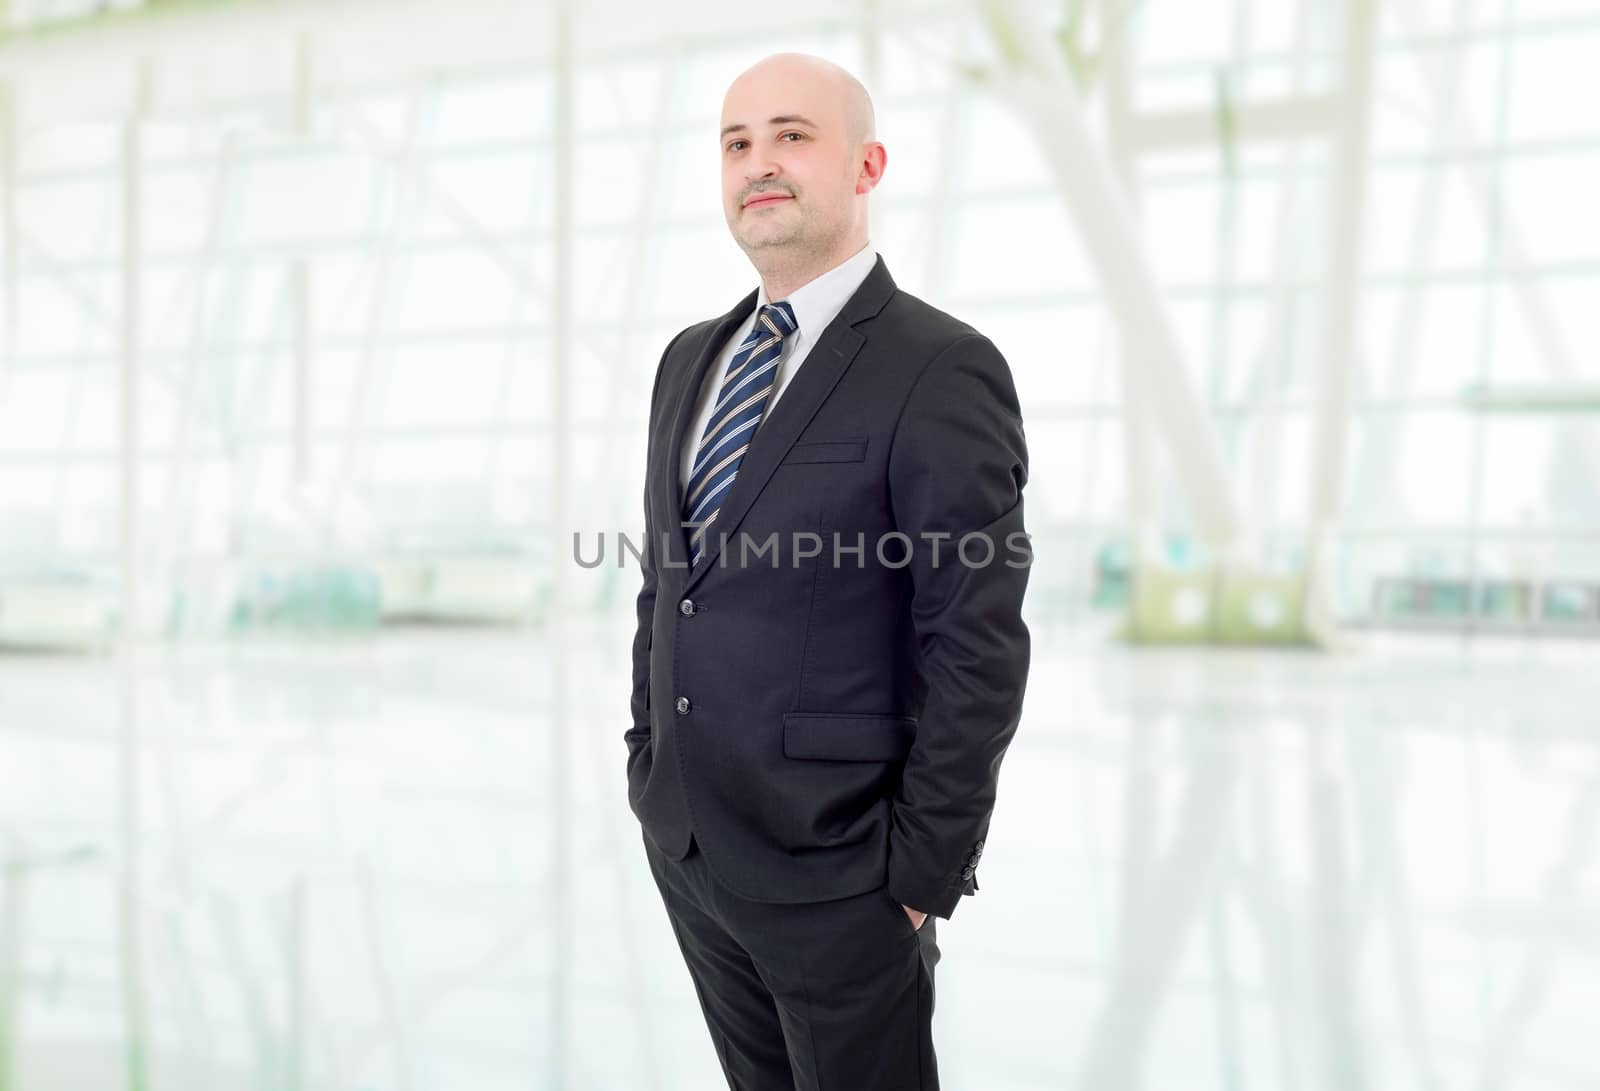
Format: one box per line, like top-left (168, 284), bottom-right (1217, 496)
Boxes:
top-left (719, 68), bottom-right (858, 258)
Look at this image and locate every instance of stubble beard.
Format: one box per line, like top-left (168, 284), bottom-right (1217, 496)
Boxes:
top-left (735, 197), bottom-right (848, 281)
top-left (736, 196), bottom-right (805, 254)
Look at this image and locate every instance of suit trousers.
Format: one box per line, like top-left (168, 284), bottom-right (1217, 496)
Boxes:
top-left (642, 829), bottom-right (941, 1091)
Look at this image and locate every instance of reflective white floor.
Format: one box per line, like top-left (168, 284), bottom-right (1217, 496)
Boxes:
top-left (2, 621), bottom-right (1598, 1090)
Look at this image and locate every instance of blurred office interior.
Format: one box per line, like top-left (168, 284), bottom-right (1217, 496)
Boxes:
top-left (1, 0), bottom-right (1598, 1087)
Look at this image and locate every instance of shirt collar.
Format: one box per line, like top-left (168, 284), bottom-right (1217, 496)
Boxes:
top-left (754, 241), bottom-right (878, 340)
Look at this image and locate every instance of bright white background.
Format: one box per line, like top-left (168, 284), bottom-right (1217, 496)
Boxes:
top-left (1, 0), bottom-right (1598, 1088)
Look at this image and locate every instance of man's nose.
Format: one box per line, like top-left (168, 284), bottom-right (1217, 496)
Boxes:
top-left (745, 157), bottom-right (780, 184)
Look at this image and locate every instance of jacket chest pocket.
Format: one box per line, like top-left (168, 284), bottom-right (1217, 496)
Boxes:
top-left (781, 438), bottom-right (868, 464)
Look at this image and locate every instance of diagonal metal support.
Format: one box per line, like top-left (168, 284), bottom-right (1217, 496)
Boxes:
top-left (977, 0), bottom-right (1245, 549)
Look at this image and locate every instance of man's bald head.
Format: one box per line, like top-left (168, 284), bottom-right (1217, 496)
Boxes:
top-left (719, 53), bottom-right (887, 291)
top-left (726, 52), bottom-right (876, 147)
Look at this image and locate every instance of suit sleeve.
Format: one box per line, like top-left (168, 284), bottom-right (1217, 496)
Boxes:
top-left (625, 328), bottom-right (688, 768)
top-left (885, 333), bottom-right (1032, 920)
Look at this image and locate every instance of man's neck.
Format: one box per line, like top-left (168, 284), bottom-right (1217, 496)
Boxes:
top-left (755, 237), bottom-right (867, 302)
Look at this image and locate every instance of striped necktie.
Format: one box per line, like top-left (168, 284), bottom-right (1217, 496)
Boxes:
top-left (682, 300), bottom-right (798, 566)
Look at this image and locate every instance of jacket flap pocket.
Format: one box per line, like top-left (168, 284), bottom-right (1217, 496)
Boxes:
top-left (783, 712), bottom-right (917, 761)
top-left (781, 439), bottom-right (868, 464)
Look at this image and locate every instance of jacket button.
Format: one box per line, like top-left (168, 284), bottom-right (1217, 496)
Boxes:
top-left (973, 839), bottom-right (985, 853)
top-left (960, 865), bottom-right (976, 881)
top-left (675, 696), bottom-right (691, 715)
top-left (679, 598), bottom-right (696, 617)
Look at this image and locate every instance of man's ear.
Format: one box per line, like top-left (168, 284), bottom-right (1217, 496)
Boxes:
top-left (856, 143), bottom-right (887, 195)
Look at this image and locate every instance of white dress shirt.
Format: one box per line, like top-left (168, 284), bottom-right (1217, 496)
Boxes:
top-left (680, 242), bottom-right (879, 501)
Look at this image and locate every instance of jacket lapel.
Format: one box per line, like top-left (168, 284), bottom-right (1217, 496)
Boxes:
top-left (679, 254), bottom-right (898, 591)
top-left (660, 291), bottom-right (757, 569)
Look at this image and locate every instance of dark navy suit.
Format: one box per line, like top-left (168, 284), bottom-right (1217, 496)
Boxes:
top-left (626, 254), bottom-right (1030, 1090)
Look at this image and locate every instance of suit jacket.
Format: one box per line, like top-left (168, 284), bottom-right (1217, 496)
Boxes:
top-left (625, 254), bottom-right (1031, 920)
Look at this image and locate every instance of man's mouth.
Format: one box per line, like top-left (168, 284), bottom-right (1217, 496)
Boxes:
top-left (744, 193), bottom-right (792, 209)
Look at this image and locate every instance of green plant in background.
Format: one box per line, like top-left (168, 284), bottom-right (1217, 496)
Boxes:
top-left (228, 566), bottom-right (382, 635)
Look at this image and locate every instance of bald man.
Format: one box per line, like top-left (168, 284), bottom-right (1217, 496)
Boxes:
top-left (626, 53), bottom-right (1031, 1091)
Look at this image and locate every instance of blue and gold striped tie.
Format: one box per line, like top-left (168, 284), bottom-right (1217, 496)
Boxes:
top-left (683, 300), bottom-right (798, 566)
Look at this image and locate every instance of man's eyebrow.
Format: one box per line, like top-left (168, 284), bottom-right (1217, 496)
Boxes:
top-left (720, 115), bottom-right (819, 139)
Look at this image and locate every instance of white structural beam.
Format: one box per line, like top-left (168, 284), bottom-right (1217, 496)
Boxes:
top-left (291, 33), bottom-right (313, 487)
top-left (291, 262), bottom-right (310, 485)
top-left (1345, 0), bottom-right (1472, 545)
top-left (119, 62), bottom-right (151, 640)
top-left (1303, 0), bottom-right (1378, 638)
top-left (548, 19), bottom-right (575, 612)
top-left (1098, 0), bottom-right (1162, 569)
top-left (1127, 94), bottom-right (1342, 152)
top-left (0, 835), bottom-right (20, 1091)
top-left (919, 29), bottom-right (965, 299)
top-left (115, 56), bottom-right (154, 1091)
top-left (978, 0), bottom-right (1244, 548)
top-left (547, 5), bottom-right (575, 1089)
top-left (0, 77), bottom-right (14, 392)
top-left (1243, 0), bottom-right (1318, 543)
top-left (1308, 0), bottom-right (1378, 529)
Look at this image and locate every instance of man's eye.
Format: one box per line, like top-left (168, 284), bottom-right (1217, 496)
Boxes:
top-left (727, 140), bottom-right (746, 152)
top-left (781, 132), bottom-right (803, 141)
